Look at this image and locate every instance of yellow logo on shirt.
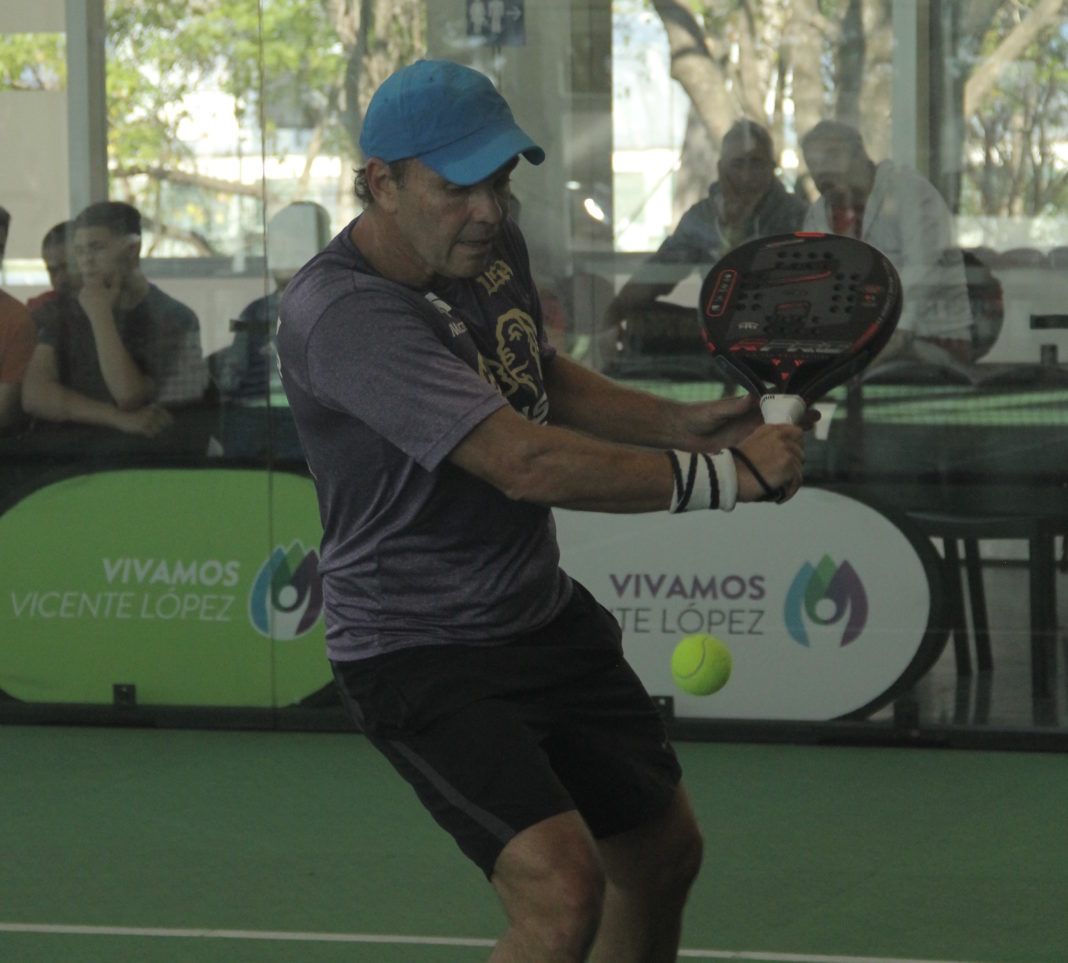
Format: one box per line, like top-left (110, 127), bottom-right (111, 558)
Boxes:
top-left (477, 259), bottom-right (514, 296)
top-left (480, 309), bottom-right (549, 424)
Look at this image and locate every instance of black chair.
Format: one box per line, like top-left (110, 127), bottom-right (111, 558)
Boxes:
top-left (1046, 246), bottom-right (1068, 269)
top-left (992, 247), bottom-right (1046, 268)
top-left (906, 510), bottom-right (1063, 699)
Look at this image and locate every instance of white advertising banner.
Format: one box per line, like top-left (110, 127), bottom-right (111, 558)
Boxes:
top-left (554, 488), bottom-right (941, 721)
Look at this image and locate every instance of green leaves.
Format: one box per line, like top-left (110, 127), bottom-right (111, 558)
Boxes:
top-left (0, 34), bottom-right (66, 91)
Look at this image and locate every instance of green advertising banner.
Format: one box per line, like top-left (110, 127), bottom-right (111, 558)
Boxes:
top-left (0, 468), bottom-right (331, 708)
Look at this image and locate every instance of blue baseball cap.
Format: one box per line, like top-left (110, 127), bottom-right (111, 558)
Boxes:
top-left (359, 59), bottom-right (545, 187)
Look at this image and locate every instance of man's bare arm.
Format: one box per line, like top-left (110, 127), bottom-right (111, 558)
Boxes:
top-left (79, 282), bottom-right (155, 409)
top-left (22, 344), bottom-right (171, 436)
top-left (543, 352), bottom-right (766, 451)
top-left (448, 401), bottom-right (804, 513)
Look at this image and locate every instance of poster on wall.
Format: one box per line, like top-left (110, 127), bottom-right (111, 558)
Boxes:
top-left (467, 0), bottom-right (526, 47)
top-left (0, 469), bottom-right (331, 708)
top-left (554, 488), bottom-right (944, 721)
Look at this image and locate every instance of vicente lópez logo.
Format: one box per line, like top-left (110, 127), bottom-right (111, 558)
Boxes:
top-left (249, 541), bottom-right (323, 640)
top-left (783, 555), bottom-right (868, 647)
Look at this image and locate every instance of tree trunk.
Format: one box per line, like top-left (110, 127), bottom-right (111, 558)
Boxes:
top-left (833, 0), bottom-right (865, 127)
top-left (964, 0), bottom-right (1065, 117)
top-left (675, 106), bottom-right (716, 221)
top-left (651, 0), bottom-right (734, 146)
top-left (783, 0), bottom-right (827, 143)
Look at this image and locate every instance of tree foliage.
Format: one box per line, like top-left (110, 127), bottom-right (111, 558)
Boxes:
top-left (104, 0), bottom-right (355, 253)
top-left (647, 0), bottom-right (1068, 222)
top-left (0, 34), bottom-right (66, 91)
top-left (0, 1), bottom-right (426, 255)
top-left (647, 0), bottom-right (897, 214)
top-left (957, 0), bottom-right (1068, 220)
top-left (1, 0), bottom-right (1065, 248)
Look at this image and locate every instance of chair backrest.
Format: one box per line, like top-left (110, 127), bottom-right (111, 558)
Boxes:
top-left (993, 247), bottom-right (1045, 268)
top-left (1046, 246), bottom-right (1068, 269)
top-left (959, 248), bottom-right (1004, 361)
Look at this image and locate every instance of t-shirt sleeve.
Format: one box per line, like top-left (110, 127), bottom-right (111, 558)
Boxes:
top-left (31, 298), bottom-right (62, 350)
top-left (305, 292), bottom-right (508, 471)
top-left (150, 298), bottom-right (209, 404)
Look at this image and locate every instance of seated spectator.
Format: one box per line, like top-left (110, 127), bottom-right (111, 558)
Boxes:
top-left (604, 120), bottom-right (808, 355)
top-left (23, 201), bottom-right (208, 438)
top-left (800, 119), bottom-right (974, 365)
top-left (27, 221), bottom-right (78, 314)
top-left (0, 206), bottom-right (36, 431)
top-left (209, 201), bottom-right (330, 459)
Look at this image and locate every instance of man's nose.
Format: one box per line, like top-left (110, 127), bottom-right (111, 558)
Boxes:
top-left (469, 185), bottom-right (505, 223)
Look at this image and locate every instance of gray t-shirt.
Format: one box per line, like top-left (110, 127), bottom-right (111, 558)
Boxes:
top-left (33, 284), bottom-right (207, 405)
top-left (277, 217), bottom-right (571, 661)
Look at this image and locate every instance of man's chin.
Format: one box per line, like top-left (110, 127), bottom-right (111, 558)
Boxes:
top-left (446, 250), bottom-right (495, 279)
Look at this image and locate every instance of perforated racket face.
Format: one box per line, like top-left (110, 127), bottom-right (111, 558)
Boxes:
top-left (700, 233), bottom-right (902, 402)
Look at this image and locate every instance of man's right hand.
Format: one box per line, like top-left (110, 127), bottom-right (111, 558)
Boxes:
top-left (731, 423), bottom-right (805, 503)
top-left (78, 275), bottom-right (123, 320)
top-left (113, 404), bottom-right (174, 437)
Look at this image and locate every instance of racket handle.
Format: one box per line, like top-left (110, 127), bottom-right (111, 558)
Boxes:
top-left (759, 394), bottom-right (806, 425)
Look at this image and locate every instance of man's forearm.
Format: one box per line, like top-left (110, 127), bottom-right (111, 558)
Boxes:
top-left (450, 401), bottom-right (803, 513)
top-left (454, 407), bottom-right (676, 513)
top-left (24, 379), bottom-right (121, 429)
top-left (87, 311), bottom-right (154, 408)
top-left (544, 354), bottom-right (703, 449)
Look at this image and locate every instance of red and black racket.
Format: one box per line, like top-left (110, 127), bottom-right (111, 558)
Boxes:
top-left (699, 232), bottom-right (902, 424)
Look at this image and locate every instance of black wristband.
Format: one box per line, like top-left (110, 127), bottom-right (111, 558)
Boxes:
top-left (729, 446), bottom-right (786, 503)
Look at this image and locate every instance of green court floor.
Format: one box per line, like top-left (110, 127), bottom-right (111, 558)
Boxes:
top-left (3, 725), bottom-right (1066, 962)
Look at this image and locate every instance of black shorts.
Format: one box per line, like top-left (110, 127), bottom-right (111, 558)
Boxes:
top-left (331, 581), bottom-right (682, 878)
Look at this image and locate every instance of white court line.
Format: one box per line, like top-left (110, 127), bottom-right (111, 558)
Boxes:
top-left (0, 922), bottom-right (975, 963)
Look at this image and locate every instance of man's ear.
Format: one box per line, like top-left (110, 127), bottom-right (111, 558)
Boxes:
top-left (365, 157), bottom-right (401, 212)
top-left (123, 234), bottom-right (142, 271)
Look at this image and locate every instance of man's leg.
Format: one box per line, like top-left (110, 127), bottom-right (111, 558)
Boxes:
top-left (490, 810), bottom-right (606, 963)
top-left (589, 783), bottom-right (704, 963)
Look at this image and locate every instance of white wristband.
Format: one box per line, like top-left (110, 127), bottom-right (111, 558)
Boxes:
top-left (710, 449), bottom-right (737, 511)
top-left (666, 450), bottom-right (736, 512)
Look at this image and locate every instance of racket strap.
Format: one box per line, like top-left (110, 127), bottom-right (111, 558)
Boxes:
top-left (729, 446), bottom-right (785, 504)
top-left (666, 450), bottom-right (737, 513)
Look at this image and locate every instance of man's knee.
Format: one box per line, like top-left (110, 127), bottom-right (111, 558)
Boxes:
top-left (639, 799), bottom-right (703, 900)
top-left (600, 788), bottom-right (704, 900)
top-left (536, 852), bottom-right (606, 948)
top-left (492, 812), bottom-right (606, 953)
top-left (666, 815), bottom-right (704, 892)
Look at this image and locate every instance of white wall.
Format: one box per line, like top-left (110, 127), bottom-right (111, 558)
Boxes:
top-left (0, 0), bottom-right (70, 260)
top-left (0, 91), bottom-right (70, 260)
top-left (0, 0), bottom-right (64, 32)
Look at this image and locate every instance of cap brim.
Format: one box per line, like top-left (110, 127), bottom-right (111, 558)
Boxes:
top-left (420, 122), bottom-right (545, 187)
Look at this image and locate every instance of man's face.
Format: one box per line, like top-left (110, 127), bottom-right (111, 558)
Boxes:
top-left (43, 240), bottom-right (76, 294)
top-left (72, 225), bottom-right (137, 288)
top-left (388, 158), bottom-right (514, 281)
top-left (804, 137), bottom-right (869, 207)
top-left (718, 141), bottom-right (776, 202)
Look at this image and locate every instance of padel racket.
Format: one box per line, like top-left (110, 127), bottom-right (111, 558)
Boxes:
top-left (699, 232), bottom-right (902, 424)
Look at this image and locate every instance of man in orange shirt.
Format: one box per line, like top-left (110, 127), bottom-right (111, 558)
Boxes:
top-left (0, 206), bottom-right (36, 431)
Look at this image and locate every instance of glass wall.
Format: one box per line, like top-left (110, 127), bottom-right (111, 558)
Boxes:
top-left (0, 0), bottom-right (1064, 744)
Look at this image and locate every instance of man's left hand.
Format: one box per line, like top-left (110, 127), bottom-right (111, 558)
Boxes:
top-left (681, 392), bottom-right (820, 449)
